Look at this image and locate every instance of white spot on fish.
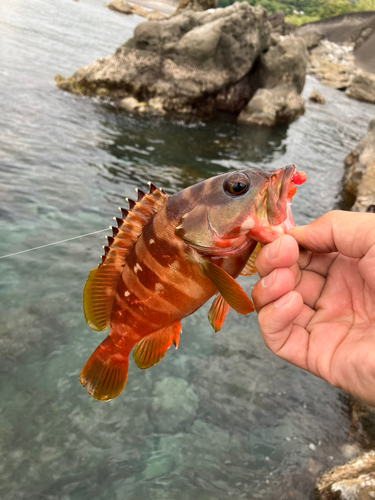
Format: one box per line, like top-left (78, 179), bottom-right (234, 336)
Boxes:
top-left (169, 260), bottom-right (180, 272)
top-left (149, 239), bottom-right (155, 245)
top-left (134, 263), bottom-right (142, 274)
top-left (155, 283), bottom-right (164, 293)
top-left (124, 291), bottom-right (130, 297)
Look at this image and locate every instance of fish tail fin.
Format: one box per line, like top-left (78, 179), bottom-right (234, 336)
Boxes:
top-left (79, 335), bottom-right (129, 401)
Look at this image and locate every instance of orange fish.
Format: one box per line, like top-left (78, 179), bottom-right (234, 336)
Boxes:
top-left (80, 165), bottom-right (306, 400)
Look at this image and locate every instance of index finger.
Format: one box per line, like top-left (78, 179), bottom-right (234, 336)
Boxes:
top-left (289, 210), bottom-right (375, 259)
top-left (255, 235), bottom-right (299, 278)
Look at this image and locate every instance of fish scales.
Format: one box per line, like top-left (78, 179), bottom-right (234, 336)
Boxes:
top-left (80, 166), bottom-right (307, 401)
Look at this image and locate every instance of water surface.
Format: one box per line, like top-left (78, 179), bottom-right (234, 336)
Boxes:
top-left (1, 1), bottom-right (375, 499)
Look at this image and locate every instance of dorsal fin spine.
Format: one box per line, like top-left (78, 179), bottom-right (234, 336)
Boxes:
top-left (84, 186), bottom-right (168, 332)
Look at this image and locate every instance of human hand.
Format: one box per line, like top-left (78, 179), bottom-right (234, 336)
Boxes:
top-left (251, 211), bottom-right (375, 406)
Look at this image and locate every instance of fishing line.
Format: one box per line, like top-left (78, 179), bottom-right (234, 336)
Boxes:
top-left (0, 228), bottom-right (109, 260)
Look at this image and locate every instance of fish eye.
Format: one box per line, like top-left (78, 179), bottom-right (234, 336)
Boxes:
top-left (223, 173), bottom-right (251, 197)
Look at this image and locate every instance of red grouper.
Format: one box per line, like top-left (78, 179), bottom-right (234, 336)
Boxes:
top-left (80, 165), bottom-right (307, 401)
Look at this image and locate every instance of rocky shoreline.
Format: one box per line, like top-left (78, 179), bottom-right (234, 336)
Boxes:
top-left (55, 2), bottom-right (307, 127)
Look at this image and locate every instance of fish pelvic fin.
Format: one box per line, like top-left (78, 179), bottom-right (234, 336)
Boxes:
top-left (208, 293), bottom-right (230, 332)
top-left (83, 184), bottom-right (168, 332)
top-left (240, 242), bottom-right (261, 276)
top-left (198, 259), bottom-right (254, 315)
top-left (79, 336), bottom-right (129, 401)
top-left (132, 322), bottom-right (181, 370)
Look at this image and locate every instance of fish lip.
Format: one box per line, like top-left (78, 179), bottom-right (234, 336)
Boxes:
top-left (267, 164), bottom-right (295, 227)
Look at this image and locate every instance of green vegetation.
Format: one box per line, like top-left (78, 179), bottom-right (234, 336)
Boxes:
top-left (216, 0), bottom-right (375, 27)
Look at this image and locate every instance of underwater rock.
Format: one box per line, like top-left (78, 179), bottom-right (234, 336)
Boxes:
top-left (344, 119), bottom-right (375, 207)
top-left (316, 451), bottom-right (375, 500)
top-left (309, 90), bottom-right (325, 104)
top-left (345, 73), bottom-right (375, 104)
top-left (152, 377), bottom-right (199, 433)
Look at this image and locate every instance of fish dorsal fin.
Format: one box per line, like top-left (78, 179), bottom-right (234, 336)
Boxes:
top-left (198, 259), bottom-right (255, 315)
top-left (83, 184), bottom-right (168, 331)
top-left (208, 293), bottom-right (230, 332)
top-left (240, 242), bottom-right (261, 276)
top-left (132, 322), bottom-right (181, 369)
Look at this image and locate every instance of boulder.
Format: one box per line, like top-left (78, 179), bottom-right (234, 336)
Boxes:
top-left (237, 85), bottom-right (305, 127)
top-left (268, 11), bottom-right (293, 36)
top-left (106, 0), bottom-right (132, 14)
top-left (237, 34), bottom-right (307, 127)
top-left (258, 33), bottom-right (308, 94)
top-left (315, 452), bottom-right (375, 500)
top-left (309, 90), bottom-right (325, 104)
top-left (344, 119), bottom-right (375, 200)
top-left (56, 3), bottom-right (271, 118)
top-left (146, 10), bottom-right (167, 21)
top-left (345, 72), bottom-right (375, 104)
top-left (176, 0), bottom-right (216, 13)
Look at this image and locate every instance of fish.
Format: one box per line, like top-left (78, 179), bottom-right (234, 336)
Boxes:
top-left (80, 165), bottom-right (306, 401)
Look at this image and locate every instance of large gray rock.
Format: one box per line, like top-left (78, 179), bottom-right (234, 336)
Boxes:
top-left (237, 34), bottom-right (307, 127)
top-left (237, 85), bottom-right (305, 127)
top-left (258, 34), bottom-right (308, 94)
top-left (346, 72), bottom-right (375, 104)
top-left (344, 119), bottom-right (375, 204)
top-left (56, 2), bottom-right (271, 117)
top-left (316, 452), bottom-right (375, 500)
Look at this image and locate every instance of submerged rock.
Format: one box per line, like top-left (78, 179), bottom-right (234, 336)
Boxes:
top-left (316, 451), bottom-right (375, 500)
top-left (152, 377), bottom-right (199, 433)
top-left (309, 90), bottom-right (325, 104)
top-left (344, 119), bottom-right (375, 208)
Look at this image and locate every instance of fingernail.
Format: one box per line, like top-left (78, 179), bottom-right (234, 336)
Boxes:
top-left (274, 292), bottom-right (292, 308)
top-left (262, 269), bottom-right (277, 288)
top-left (266, 237), bottom-right (281, 260)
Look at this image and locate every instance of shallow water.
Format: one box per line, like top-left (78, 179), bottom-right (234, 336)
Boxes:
top-left (1, 1), bottom-right (375, 499)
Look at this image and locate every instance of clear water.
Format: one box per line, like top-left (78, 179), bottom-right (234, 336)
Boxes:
top-left (1, 1), bottom-right (375, 499)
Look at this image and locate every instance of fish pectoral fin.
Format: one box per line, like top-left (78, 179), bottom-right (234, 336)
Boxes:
top-left (132, 322), bottom-right (181, 370)
top-left (240, 242), bottom-right (261, 276)
top-left (198, 260), bottom-right (255, 315)
top-left (208, 294), bottom-right (230, 332)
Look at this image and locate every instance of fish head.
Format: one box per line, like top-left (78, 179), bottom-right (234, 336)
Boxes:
top-left (174, 165), bottom-right (306, 255)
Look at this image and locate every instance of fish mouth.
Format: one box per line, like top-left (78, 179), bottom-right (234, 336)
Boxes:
top-left (248, 165), bottom-right (303, 245)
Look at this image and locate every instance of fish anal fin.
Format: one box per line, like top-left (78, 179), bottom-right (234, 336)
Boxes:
top-left (79, 336), bottom-right (129, 401)
top-left (240, 242), bottom-right (261, 276)
top-left (199, 260), bottom-right (255, 315)
top-left (132, 322), bottom-right (181, 370)
top-left (208, 294), bottom-right (230, 332)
